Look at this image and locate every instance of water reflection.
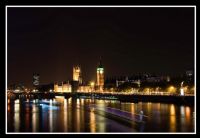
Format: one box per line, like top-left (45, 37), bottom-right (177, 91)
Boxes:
top-left (32, 104), bottom-right (39, 132)
top-left (76, 99), bottom-right (81, 132)
top-left (8, 98), bottom-right (194, 132)
top-left (96, 99), bottom-right (106, 132)
top-left (25, 104), bottom-right (30, 131)
top-left (49, 99), bottom-right (53, 132)
top-left (169, 104), bottom-right (176, 132)
top-left (90, 109), bottom-right (96, 132)
top-left (130, 103), bottom-right (135, 114)
top-left (14, 99), bottom-right (20, 132)
top-left (64, 99), bottom-right (68, 132)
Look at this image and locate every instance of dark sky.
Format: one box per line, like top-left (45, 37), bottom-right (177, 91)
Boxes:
top-left (7, 7), bottom-right (194, 87)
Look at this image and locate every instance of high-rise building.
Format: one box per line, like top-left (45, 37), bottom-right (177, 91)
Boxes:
top-left (33, 73), bottom-right (40, 86)
top-left (73, 65), bottom-right (82, 84)
top-left (96, 58), bottom-right (104, 92)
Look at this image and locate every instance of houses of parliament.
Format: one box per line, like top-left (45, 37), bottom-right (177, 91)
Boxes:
top-left (54, 59), bottom-right (104, 93)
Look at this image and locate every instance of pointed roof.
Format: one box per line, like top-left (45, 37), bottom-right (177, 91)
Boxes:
top-left (98, 57), bottom-right (103, 68)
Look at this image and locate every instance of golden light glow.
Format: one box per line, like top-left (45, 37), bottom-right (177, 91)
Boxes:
top-left (170, 115), bottom-right (176, 132)
top-left (54, 82), bottom-right (71, 93)
top-left (76, 107), bottom-right (81, 132)
top-left (169, 104), bottom-right (176, 132)
top-left (77, 98), bottom-right (80, 105)
top-left (97, 67), bottom-right (104, 92)
top-left (90, 81), bottom-right (95, 87)
top-left (144, 88), bottom-right (150, 93)
top-left (185, 106), bottom-right (191, 118)
top-left (78, 86), bottom-right (92, 92)
top-left (130, 103), bottom-right (135, 114)
top-left (170, 104), bottom-right (176, 116)
top-left (73, 66), bottom-right (81, 83)
top-left (63, 99), bottom-right (68, 131)
top-left (168, 86), bottom-right (176, 93)
top-left (183, 86), bottom-right (188, 93)
top-left (90, 109), bottom-right (96, 132)
top-left (8, 104), bottom-right (10, 112)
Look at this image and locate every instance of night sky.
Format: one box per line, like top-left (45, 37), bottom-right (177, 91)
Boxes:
top-left (7, 7), bottom-right (194, 87)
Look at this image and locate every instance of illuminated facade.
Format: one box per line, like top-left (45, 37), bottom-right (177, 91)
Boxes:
top-left (54, 82), bottom-right (71, 92)
top-left (73, 66), bottom-right (82, 84)
top-left (96, 59), bottom-right (104, 92)
top-left (77, 86), bottom-right (92, 92)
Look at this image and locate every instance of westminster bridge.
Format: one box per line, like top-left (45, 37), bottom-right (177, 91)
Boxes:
top-left (7, 91), bottom-right (194, 105)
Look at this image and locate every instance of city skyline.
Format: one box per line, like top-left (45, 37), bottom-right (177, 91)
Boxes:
top-left (7, 7), bottom-right (194, 87)
top-left (6, 5), bottom-right (196, 134)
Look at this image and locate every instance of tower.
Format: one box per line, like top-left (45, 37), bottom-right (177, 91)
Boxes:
top-left (54, 82), bottom-right (58, 92)
top-left (33, 73), bottom-right (39, 86)
top-left (72, 65), bottom-right (82, 93)
top-left (96, 58), bottom-right (104, 92)
top-left (73, 65), bottom-right (82, 84)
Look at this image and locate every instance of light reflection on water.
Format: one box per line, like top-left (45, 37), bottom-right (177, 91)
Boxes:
top-left (7, 97), bottom-right (194, 132)
top-left (14, 99), bottom-right (20, 132)
top-left (169, 104), bottom-right (176, 132)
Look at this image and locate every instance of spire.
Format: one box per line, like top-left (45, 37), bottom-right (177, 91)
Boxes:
top-left (98, 56), bottom-right (103, 68)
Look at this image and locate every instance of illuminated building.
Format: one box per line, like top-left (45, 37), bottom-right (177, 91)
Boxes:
top-left (54, 83), bottom-right (58, 92)
top-left (62, 81), bottom-right (72, 92)
top-left (96, 58), bottom-right (104, 92)
top-left (72, 66), bottom-right (82, 93)
top-left (73, 66), bottom-right (82, 84)
top-left (33, 73), bottom-right (39, 86)
top-left (54, 81), bottom-right (71, 92)
top-left (78, 86), bottom-right (92, 92)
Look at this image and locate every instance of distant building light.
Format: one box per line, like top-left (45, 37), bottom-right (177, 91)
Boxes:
top-left (14, 89), bottom-right (20, 92)
top-left (180, 88), bottom-right (184, 96)
top-left (90, 81), bottom-right (95, 87)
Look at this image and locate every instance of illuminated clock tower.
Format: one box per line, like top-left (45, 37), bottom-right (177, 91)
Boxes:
top-left (97, 58), bottom-right (104, 92)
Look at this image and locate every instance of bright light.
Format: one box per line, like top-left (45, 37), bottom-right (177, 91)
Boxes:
top-left (180, 88), bottom-right (184, 96)
top-left (168, 86), bottom-right (176, 93)
top-left (14, 89), bottom-right (20, 92)
top-left (97, 68), bottom-right (103, 72)
top-left (90, 81), bottom-right (95, 87)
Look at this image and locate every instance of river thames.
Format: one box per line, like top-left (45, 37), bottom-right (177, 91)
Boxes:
top-left (7, 97), bottom-right (195, 133)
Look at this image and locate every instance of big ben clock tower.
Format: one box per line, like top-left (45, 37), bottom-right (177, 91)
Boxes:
top-left (96, 58), bottom-right (104, 92)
